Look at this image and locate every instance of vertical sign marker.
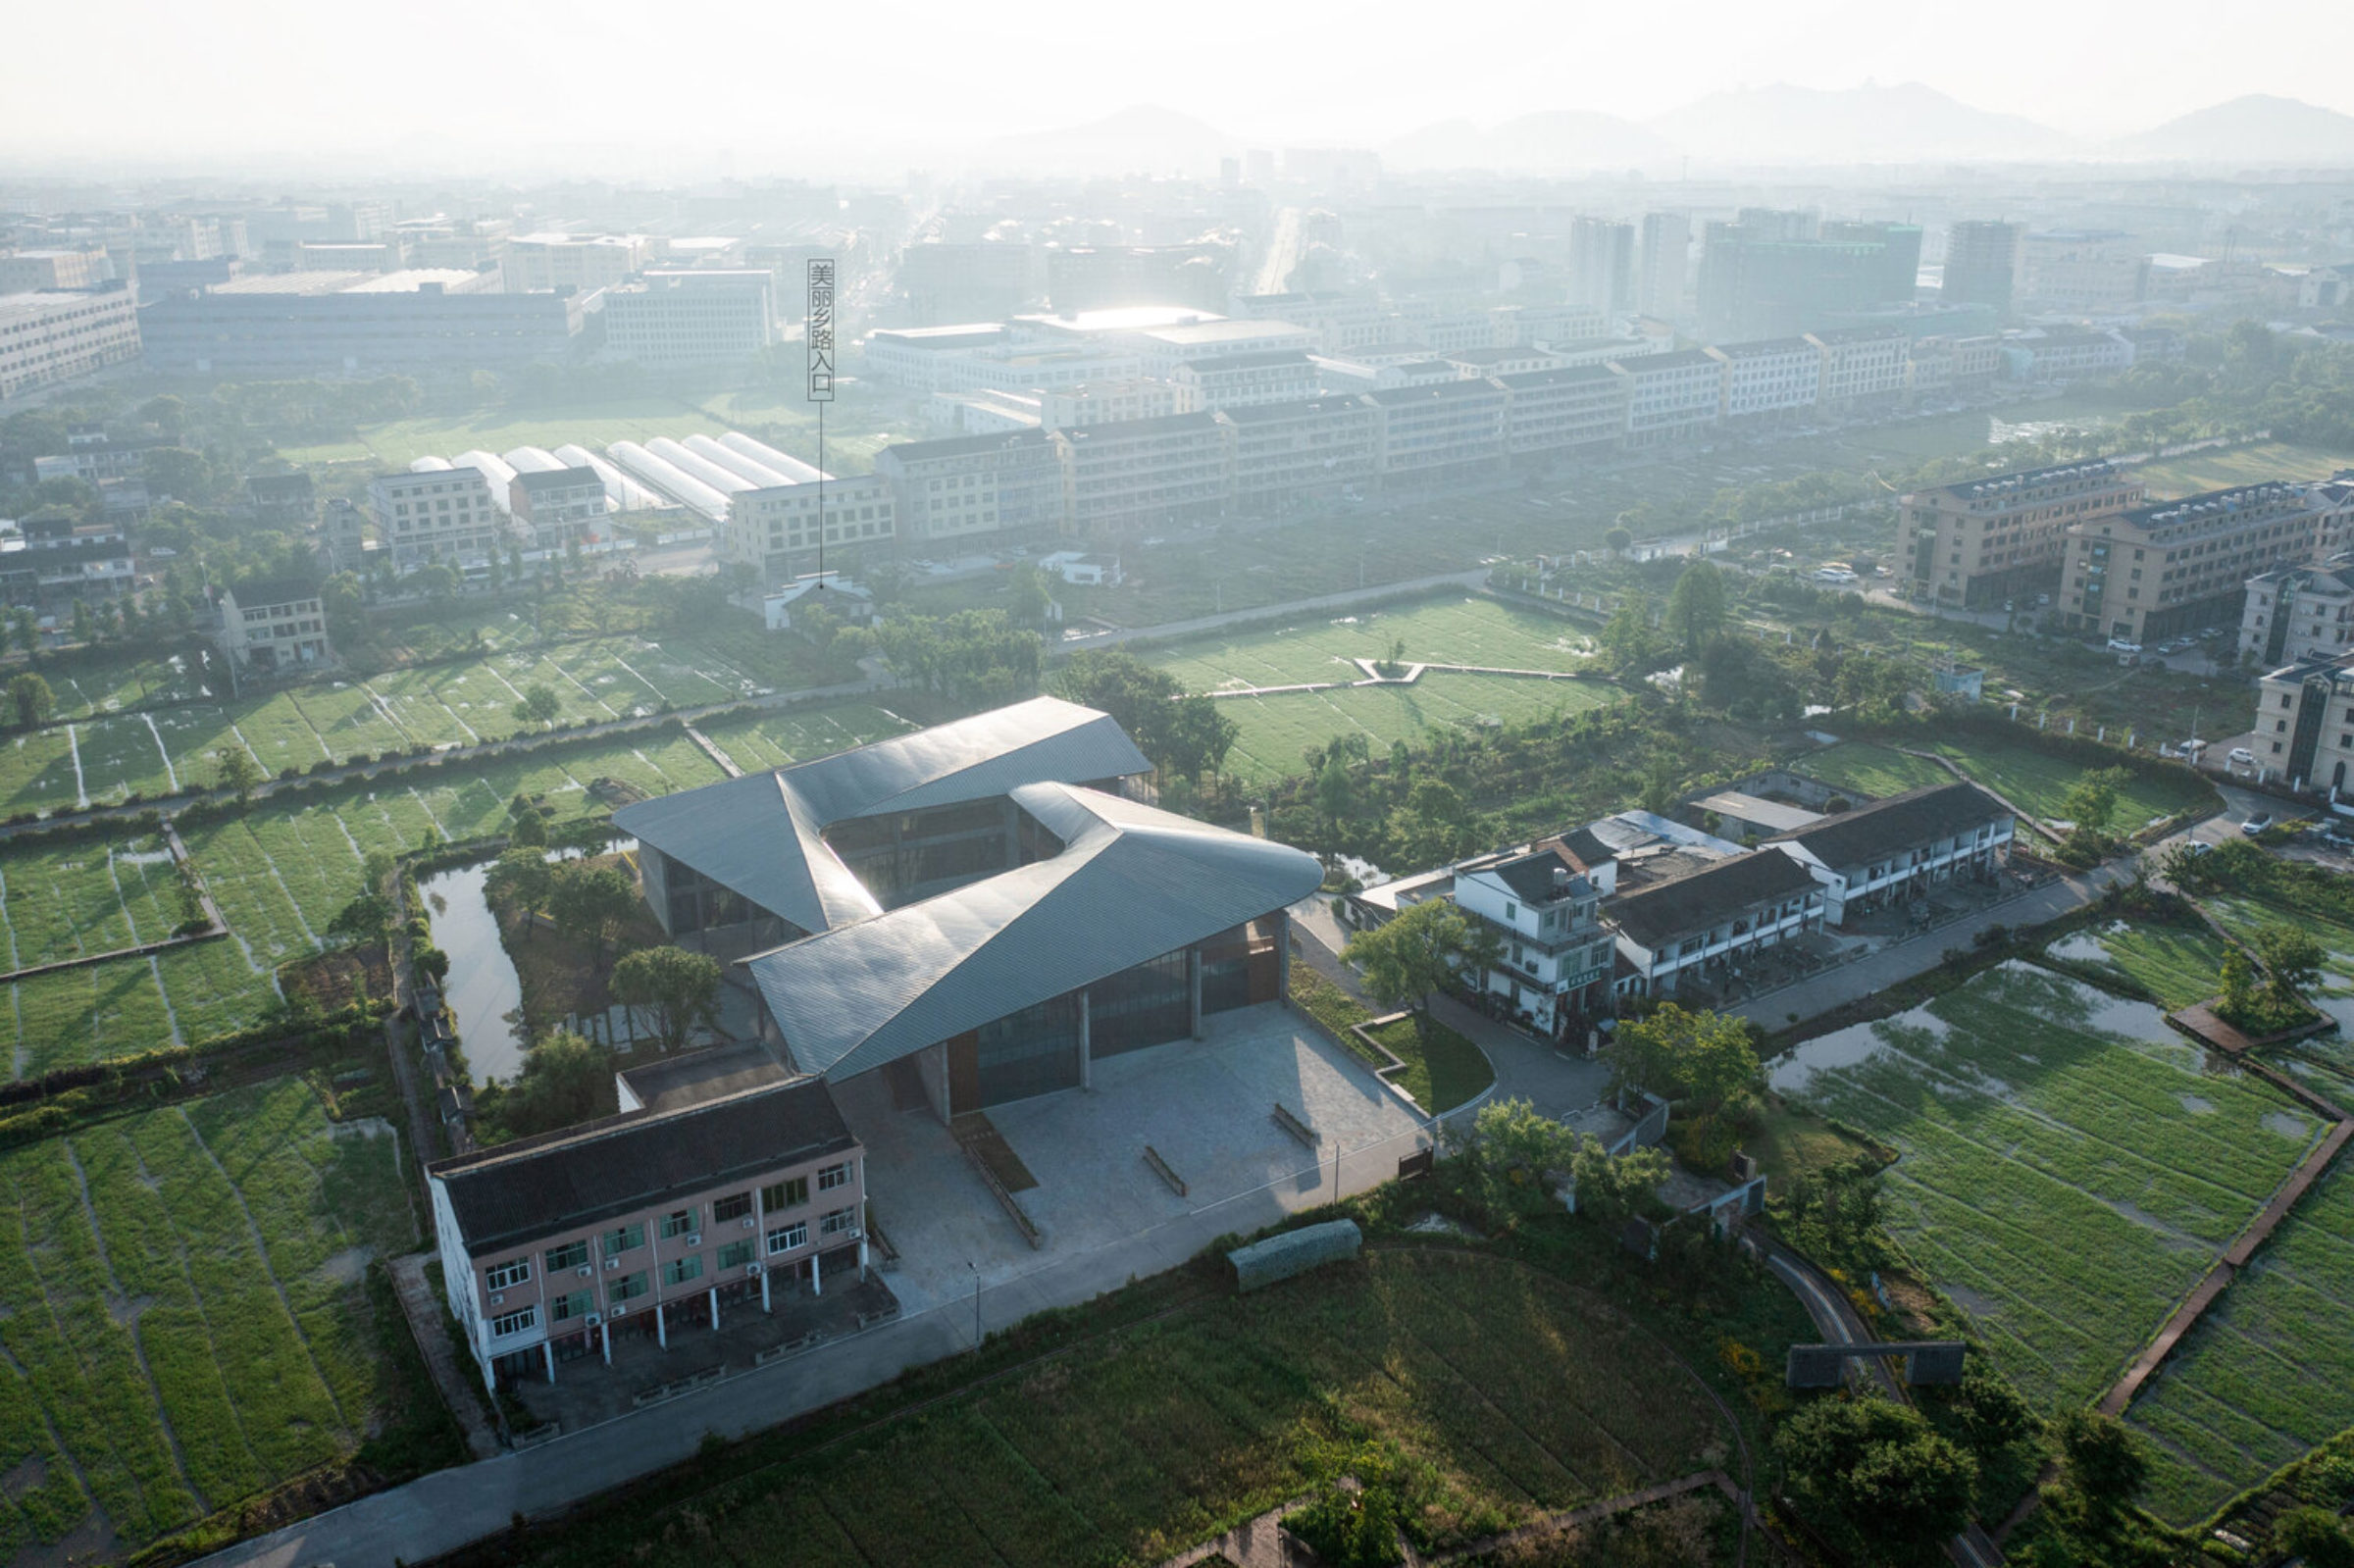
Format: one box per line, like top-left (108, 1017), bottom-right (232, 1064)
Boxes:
top-left (807, 259), bottom-right (835, 583)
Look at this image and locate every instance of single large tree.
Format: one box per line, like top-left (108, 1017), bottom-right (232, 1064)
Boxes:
top-left (491, 1030), bottom-right (613, 1138)
top-left (1612, 1002), bottom-right (1759, 1110)
top-left (1665, 559), bottom-right (1728, 654)
top-left (610, 946), bottom-right (724, 1053)
top-left (515, 684), bottom-right (562, 729)
top-left (7, 672), bottom-right (53, 730)
top-left (1775, 1395), bottom-right (1977, 1563)
top-left (547, 861), bottom-right (638, 967)
top-left (1343, 897), bottom-right (1491, 1017)
top-left (483, 847), bottom-right (555, 937)
top-left (2253, 922), bottom-right (2325, 1007)
top-left (216, 747), bottom-right (264, 802)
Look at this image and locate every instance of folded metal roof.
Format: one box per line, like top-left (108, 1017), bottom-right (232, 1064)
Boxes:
top-left (747, 782), bottom-right (1321, 1085)
top-left (611, 696), bottom-right (1151, 936)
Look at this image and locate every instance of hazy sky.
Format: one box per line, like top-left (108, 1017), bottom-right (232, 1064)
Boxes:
top-left (7, 0), bottom-right (2352, 174)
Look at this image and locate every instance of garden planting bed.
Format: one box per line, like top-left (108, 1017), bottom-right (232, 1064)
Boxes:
top-left (0, 1078), bottom-right (416, 1558)
top-left (508, 1248), bottom-right (1727, 1568)
top-left (1769, 962), bottom-right (2322, 1412)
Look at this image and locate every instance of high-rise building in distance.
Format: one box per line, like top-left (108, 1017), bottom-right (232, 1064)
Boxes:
top-left (1638, 213), bottom-right (1691, 321)
top-left (1566, 218), bottom-right (1634, 315)
top-left (1943, 221), bottom-right (2022, 314)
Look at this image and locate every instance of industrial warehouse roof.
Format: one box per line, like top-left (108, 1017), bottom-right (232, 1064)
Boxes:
top-left (746, 782), bottom-right (1321, 1085)
top-left (1766, 782), bottom-right (2009, 869)
top-left (611, 696), bottom-right (1151, 936)
top-left (428, 1079), bottom-right (855, 1255)
top-left (1608, 849), bottom-right (1819, 951)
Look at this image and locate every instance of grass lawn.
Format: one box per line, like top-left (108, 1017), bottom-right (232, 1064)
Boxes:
top-left (1150, 595), bottom-right (1595, 694)
top-left (497, 1248), bottom-right (1728, 1568)
top-left (1789, 742), bottom-right (1952, 801)
top-left (0, 1078), bottom-right (417, 1557)
top-left (2124, 1152), bottom-right (2354, 1526)
top-left (1920, 733), bottom-right (2215, 831)
top-left (2042, 918), bottom-right (2232, 1012)
top-left (1215, 677), bottom-right (1617, 786)
top-left (2128, 439), bottom-right (2354, 499)
top-left (1769, 961), bottom-right (2321, 1412)
top-left (1363, 1012), bottom-right (1495, 1115)
top-left (1746, 1097), bottom-right (1882, 1189)
top-left (1288, 962), bottom-right (1495, 1116)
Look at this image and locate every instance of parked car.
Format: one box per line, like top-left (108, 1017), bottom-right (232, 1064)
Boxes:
top-left (2242, 814), bottom-right (2274, 835)
top-left (2228, 746), bottom-right (2258, 767)
top-left (2106, 637), bottom-right (2143, 654)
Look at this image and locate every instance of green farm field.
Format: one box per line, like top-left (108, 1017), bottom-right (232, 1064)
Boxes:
top-left (0, 633), bottom-right (820, 819)
top-left (0, 1078), bottom-right (417, 1557)
top-left (694, 703), bottom-right (915, 774)
top-left (2042, 919), bottom-right (2233, 1012)
top-left (2125, 1151), bottom-right (2354, 1525)
top-left (1921, 733), bottom-right (2216, 830)
top-left (2127, 439), bottom-right (2354, 500)
top-left (2, 729), bottom-right (729, 1077)
top-left (1771, 962), bottom-right (2321, 1411)
top-left (1145, 595), bottom-right (1614, 784)
top-left (1213, 676), bottom-right (1617, 784)
top-left (0, 700), bottom-right (914, 1077)
top-left (496, 1249), bottom-right (1728, 1568)
top-left (1149, 595), bottom-right (1594, 694)
top-left (1789, 742), bottom-right (1952, 800)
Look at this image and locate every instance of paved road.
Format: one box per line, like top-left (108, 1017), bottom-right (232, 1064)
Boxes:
top-left (1759, 1239), bottom-right (2002, 1567)
top-left (1732, 862), bottom-right (2134, 1030)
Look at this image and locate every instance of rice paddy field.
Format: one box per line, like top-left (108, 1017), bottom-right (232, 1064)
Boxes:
top-left (2, 730), bottom-right (729, 1078)
top-left (1769, 962), bottom-right (2321, 1411)
top-left (0, 695), bottom-right (925, 1078)
top-left (503, 1249), bottom-right (1729, 1568)
top-left (0, 634), bottom-right (812, 819)
top-left (2042, 918), bottom-right (2233, 1012)
top-left (0, 1078), bottom-right (416, 1557)
top-left (2125, 1150), bottom-right (2354, 1526)
top-left (694, 703), bottom-right (915, 774)
top-left (1145, 595), bottom-right (1616, 784)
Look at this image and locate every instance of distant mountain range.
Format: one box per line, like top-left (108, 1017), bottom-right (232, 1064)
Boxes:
top-left (960, 88), bottom-right (2354, 177)
top-left (2109, 94), bottom-right (2354, 165)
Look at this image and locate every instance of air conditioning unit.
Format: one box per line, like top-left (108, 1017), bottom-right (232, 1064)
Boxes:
top-left (740, 1216), bottom-right (755, 1229)
top-left (744, 1263), bottom-right (761, 1278)
top-left (604, 1257), bottom-right (619, 1271)
top-left (611, 1300), bottom-right (629, 1315)
top-left (686, 1234), bottom-right (701, 1247)
top-left (489, 1292), bottom-right (505, 1306)
top-left (577, 1265), bottom-right (591, 1278)
top-left (586, 1312), bottom-right (602, 1327)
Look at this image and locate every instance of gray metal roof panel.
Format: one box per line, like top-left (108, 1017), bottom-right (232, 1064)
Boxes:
top-left (748, 784), bottom-right (1320, 1083)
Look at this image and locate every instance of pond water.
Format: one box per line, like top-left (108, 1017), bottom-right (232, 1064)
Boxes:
top-left (420, 862), bottom-right (526, 1085)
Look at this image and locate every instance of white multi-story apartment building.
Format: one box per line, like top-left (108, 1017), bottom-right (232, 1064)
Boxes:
top-left (1808, 329), bottom-right (1909, 409)
top-left (1168, 350), bottom-right (1319, 412)
top-left (1451, 842), bottom-right (1620, 1036)
top-left (218, 577), bottom-right (331, 673)
top-left (601, 271), bottom-right (777, 368)
top-left (2242, 557), bottom-right (2354, 668)
top-left (1132, 320), bottom-right (1316, 379)
top-left (0, 249), bottom-right (111, 292)
top-left (1612, 349), bottom-right (1721, 448)
top-left (0, 288), bottom-right (140, 398)
top-left (370, 465), bottom-right (502, 572)
top-left (1218, 396), bottom-right (1380, 509)
top-left (723, 475), bottom-right (896, 585)
top-left (1496, 366), bottom-right (1629, 456)
top-left (2016, 230), bottom-right (2148, 312)
top-left (511, 467), bottom-right (612, 552)
top-left (2004, 329), bottom-right (2133, 383)
top-left (874, 430), bottom-right (1066, 546)
top-left (1766, 784), bottom-right (2014, 926)
top-left (1055, 412), bottom-right (1228, 535)
top-left (1366, 379), bottom-right (1509, 480)
top-left (1708, 337), bottom-right (1820, 424)
top-left (1441, 345), bottom-right (1569, 379)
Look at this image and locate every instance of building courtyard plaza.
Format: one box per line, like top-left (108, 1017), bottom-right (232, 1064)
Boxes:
top-left (505, 1002), bottom-right (1426, 1431)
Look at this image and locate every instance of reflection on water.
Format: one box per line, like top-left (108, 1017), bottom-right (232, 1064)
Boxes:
top-left (419, 862), bottom-right (525, 1084)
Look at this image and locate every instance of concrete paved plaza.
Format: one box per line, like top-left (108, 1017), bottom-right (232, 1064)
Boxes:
top-left (839, 1003), bottom-right (1430, 1319)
